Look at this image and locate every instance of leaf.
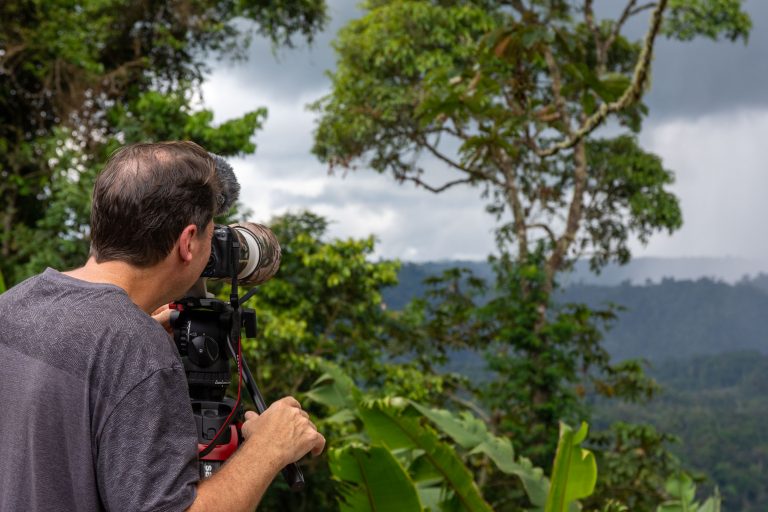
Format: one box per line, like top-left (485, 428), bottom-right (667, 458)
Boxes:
top-left (305, 358), bottom-right (362, 410)
top-left (664, 473), bottom-right (696, 506)
top-left (330, 444), bottom-right (423, 512)
top-left (545, 422), bottom-right (597, 512)
top-left (325, 409), bottom-right (358, 424)
top-left (410, 401), bottom-right (549, 508)
top-left (359, 399), bottom-right (494, 512)
top-left (656, 473), bottom-right (721, 512)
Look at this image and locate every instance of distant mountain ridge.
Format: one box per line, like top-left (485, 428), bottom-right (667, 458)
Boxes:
top-left (383, 257), bottom-right (768, 362)
top-left (565, 256), bottom-right (768, 286)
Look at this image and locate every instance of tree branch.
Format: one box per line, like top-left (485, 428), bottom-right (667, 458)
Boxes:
top-left (545, 139), bottom-right (588, 293)
top-left (491, 148), bottom-right (529, 263)
top-left (597, 0), bottom-right (640, 72)
top-left (537, 0), bottom-right (668, 158)
top-left (542, 45), bottom-right (573, 135)
top-left (399, 175), bottom-right (476, 194)
top-left (584, 0), bottom-right (603, 55)
top-left (602, 1), bottom-right (657, 67)
top-left (0, 43), bottom-right (27, 69)
top-left (417, 132), bottom-right (504, 188)
top-left (526, 223), bottom-right (557, 247)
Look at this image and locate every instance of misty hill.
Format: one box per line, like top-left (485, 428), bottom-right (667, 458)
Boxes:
top-left (565, 256), bottom-right (768, 286)
top-left (561, 279), bottom-right (768, 361)
top-left (383, 259), bottom-right (768, 362)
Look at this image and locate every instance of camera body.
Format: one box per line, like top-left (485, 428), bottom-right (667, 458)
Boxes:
top-left (202, 225), bottom-right (241, 280)
top-left (200, 222), bottom-right (281, 284)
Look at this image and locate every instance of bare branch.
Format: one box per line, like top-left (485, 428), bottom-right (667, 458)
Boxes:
top-left (583, 0), bottom-right (602, 53)
top-left (597, 0), bottom-right (640, 71)
top-left (537, 0), bottom-right (669, 158)
top-left (526, 223), bottom-right (557, 246)
top-left (399, 175), bottom-right (476, 194)
top-left (542, 46), bottom-right (573, 135)
top-left (545, 139), bottom-right (588, 293)
top-left (490, 148), bottom-right (529, 262)
top-left (603, 1), bottom-right (657, 61)
top-left (629, 2), bottom-right (658, 17)
top-left (418, 134), bottom-right (504, 188)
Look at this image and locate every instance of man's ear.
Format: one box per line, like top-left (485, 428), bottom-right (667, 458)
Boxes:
top-left (177, 224), bottom-right (198, 263)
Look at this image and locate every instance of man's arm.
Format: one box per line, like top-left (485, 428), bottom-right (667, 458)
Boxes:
top-left (187, 396), bottom-right (325, 512)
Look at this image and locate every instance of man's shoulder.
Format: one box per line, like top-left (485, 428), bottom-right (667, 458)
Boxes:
top-left (0, 268), bottom-right (182, 381)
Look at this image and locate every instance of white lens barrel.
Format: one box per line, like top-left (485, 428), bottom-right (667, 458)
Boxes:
top-left (231, 222), bottom-right (281, 285)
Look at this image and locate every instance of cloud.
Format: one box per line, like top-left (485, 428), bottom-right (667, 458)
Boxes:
top-left (636, 108), bottom-right (768, 261)
top-left (207, 0), bottom-right (362, 103)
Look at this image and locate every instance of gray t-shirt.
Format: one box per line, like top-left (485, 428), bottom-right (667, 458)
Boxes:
top-left (0, 268), bottom-right (199, 511)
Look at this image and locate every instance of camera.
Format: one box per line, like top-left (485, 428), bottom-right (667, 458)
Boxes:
top-left (202, 222), bottom-right (281, 284)
top-left (169, 221), bottom-right (303, 488)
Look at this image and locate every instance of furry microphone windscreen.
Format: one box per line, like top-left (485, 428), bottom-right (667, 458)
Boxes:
top-left (210, 153), bottom-right (241, 215)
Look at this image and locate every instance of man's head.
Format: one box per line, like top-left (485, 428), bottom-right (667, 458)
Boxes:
top-left (90, 141), bottom-right (220, 268)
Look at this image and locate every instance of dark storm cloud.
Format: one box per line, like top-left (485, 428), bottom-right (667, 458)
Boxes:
top-left (600, 0), bottom-right (768, 120)
top-left (218, 0), bottom-right (766, 118)
top-left (208, 0), bottom-right (362, 102)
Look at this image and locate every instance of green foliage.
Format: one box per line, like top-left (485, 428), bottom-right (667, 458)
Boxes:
top-left (665, 0), bottom-right (751, 42)
top-left (657, 473), bottom-right (721, 512)
top-left (330, 444), bottom-right (423, 512)
top-left (410, 402), bottom-right (549, 509)
top-left (308, 360), bottom-right (495, 511)
top-left (583, 136), bottom-right (682, 270)
top-left (310, 0), bottom-right (743, 274)
top-left (308, 361), bottom-right (608, 512)
top-left (242, 212), bottom-right (407, 396)
top-left (398, 255), bottom-right (657, 468)
top-left (545, 422), bottom-right (597, 512)
top-left (0, 0), bottom-right (326, 285)
top-left (360, 399), bottom-right (494, 512)
top-left (584, 422), bottom-right (681, 512)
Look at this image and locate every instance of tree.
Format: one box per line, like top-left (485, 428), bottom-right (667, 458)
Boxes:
top-left (0, 0), bottom-right (327, 284)
top-left (312, 0), bottom-right (750, 506)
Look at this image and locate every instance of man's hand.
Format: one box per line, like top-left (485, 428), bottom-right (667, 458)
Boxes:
top-left (151, 304), bottom-right (173, 335)
top-left (187, 397), bottom-right (325, 512)
top-left (241, 397), bottom-right (325, 467)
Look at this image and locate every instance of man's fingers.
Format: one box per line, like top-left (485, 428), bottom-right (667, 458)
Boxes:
top-left (277, 396), bottom-right (302, 409)
top-left (151, 305), bottom-right (173, 335)
top-left (311, 433), bottom-right (326, 457)
top-left (244, 410), bottom-right (259, 421)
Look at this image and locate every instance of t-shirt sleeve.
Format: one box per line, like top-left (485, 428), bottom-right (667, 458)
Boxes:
top-left (96, 367), bottom-right (199, 512)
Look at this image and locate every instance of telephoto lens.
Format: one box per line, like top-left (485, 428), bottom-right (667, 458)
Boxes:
top-left (202, 223), bottom-right (281, 283)
top-left (230, 222), bottom-right (281, 285)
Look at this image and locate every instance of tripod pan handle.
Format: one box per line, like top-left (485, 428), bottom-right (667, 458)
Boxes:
top-left (282, 462), bottom-right (305, 491)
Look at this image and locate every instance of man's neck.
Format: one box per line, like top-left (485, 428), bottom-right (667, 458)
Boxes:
top-left (64, 258), bottom-right (171, 314)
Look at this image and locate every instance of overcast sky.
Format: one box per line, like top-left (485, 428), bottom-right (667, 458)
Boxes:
top-left (201, 0), bottom-right (768, 265)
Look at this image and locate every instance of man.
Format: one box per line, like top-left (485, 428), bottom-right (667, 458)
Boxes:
top-left (0, 141), bottom-right (325, 511)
